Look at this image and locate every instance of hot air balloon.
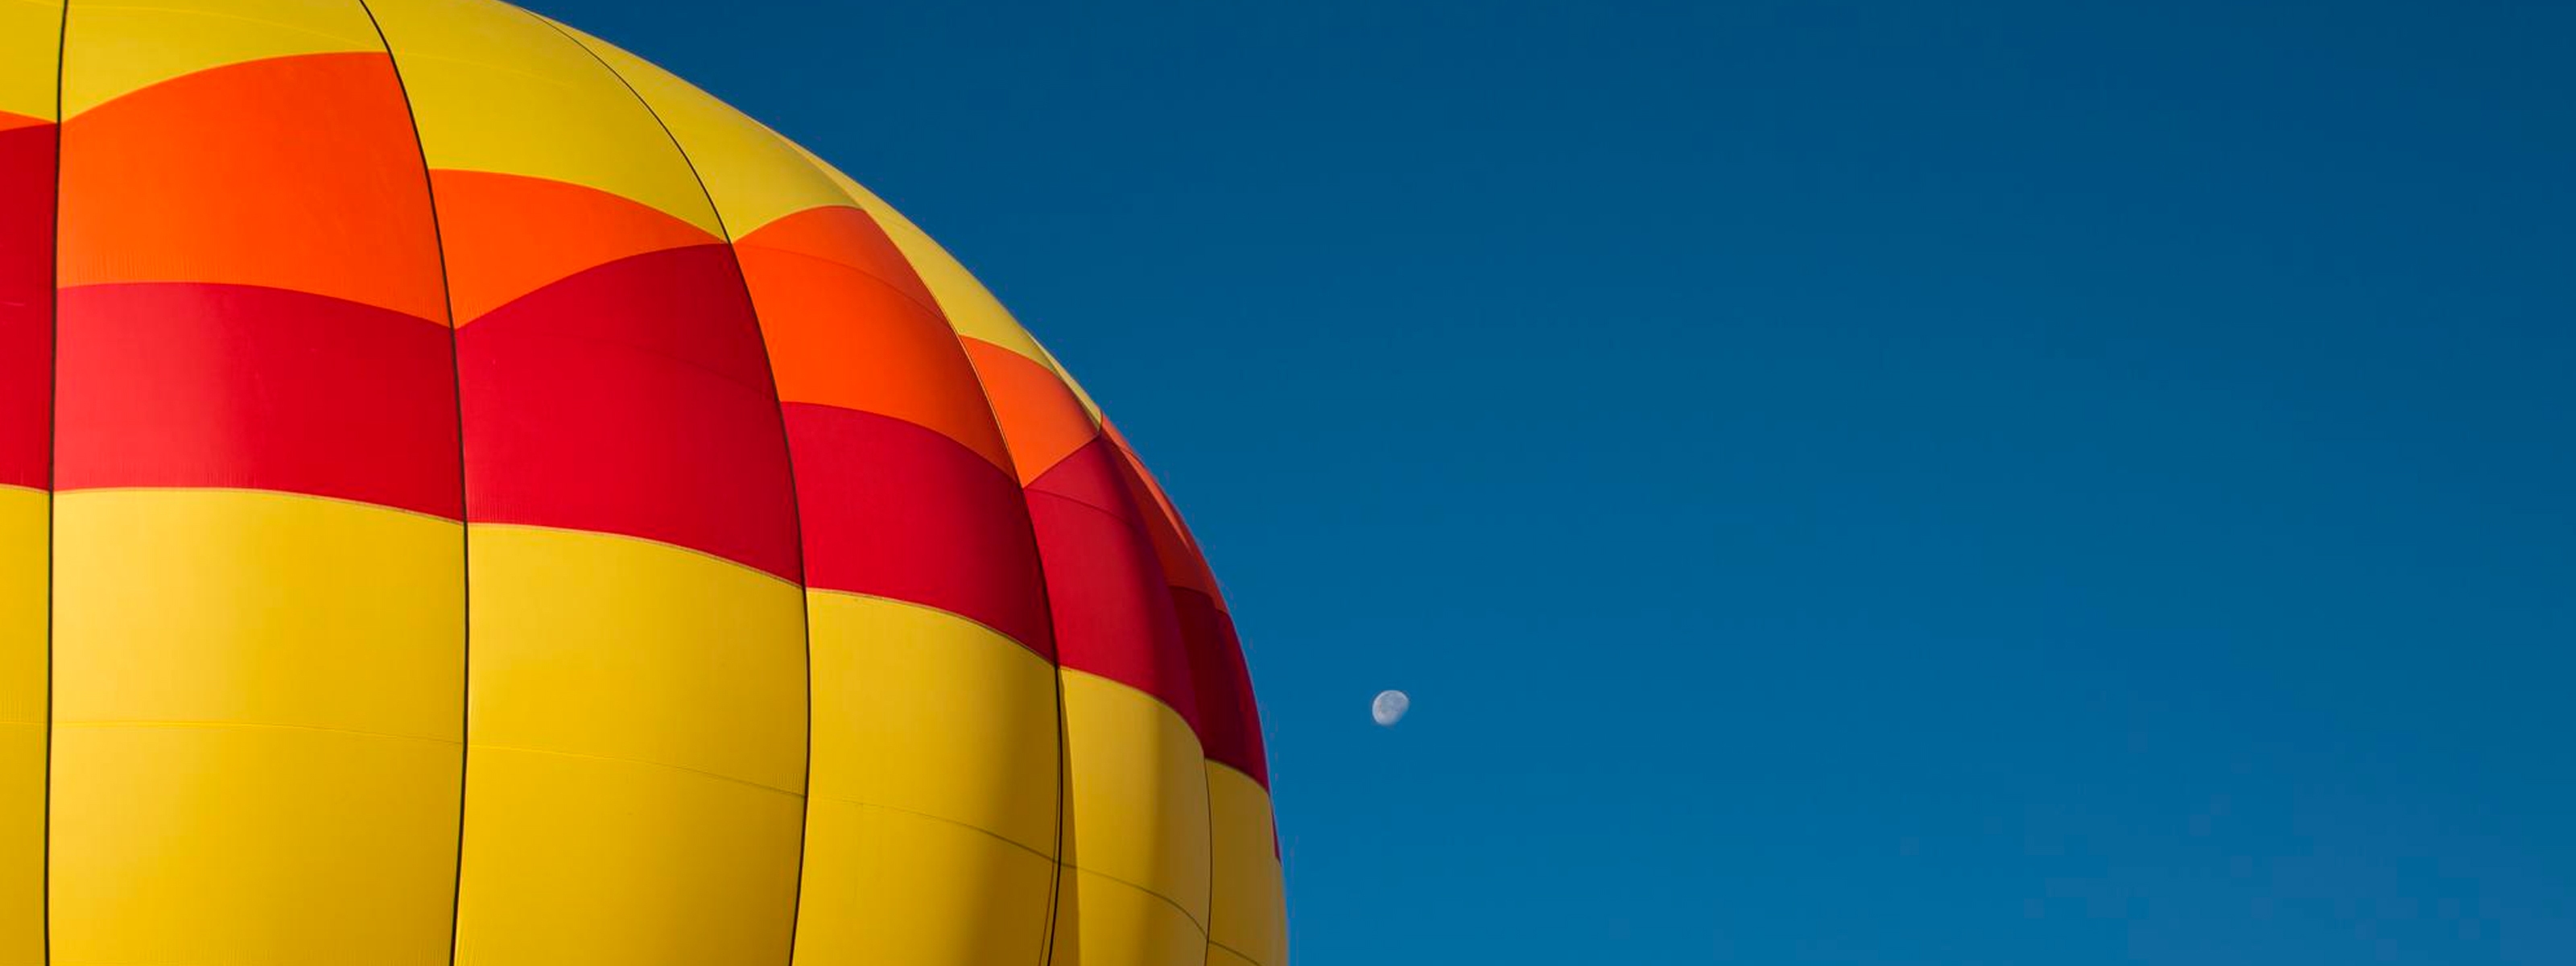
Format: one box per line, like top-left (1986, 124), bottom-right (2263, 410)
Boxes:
top-left (0, 1), bottom-right (1283, 964)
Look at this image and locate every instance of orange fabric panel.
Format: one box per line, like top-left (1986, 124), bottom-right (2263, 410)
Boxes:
top-left (737, 204), bottom-right (939, 310)
top-left (56, 52), bottom-right (446, 324)
top-left (965, 336), bottom-right (1100, 486)
top-left (432, 169), bottom-right (718, 324)
top-left (736, 208), bottom-right (1013, 472)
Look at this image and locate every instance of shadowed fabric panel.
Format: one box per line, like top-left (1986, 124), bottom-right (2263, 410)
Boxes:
top-left (0, 120), bottom-right (50, 492)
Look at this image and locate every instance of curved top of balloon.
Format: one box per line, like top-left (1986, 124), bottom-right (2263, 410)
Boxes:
top-left (0, 2), bottom-right (1278, 964)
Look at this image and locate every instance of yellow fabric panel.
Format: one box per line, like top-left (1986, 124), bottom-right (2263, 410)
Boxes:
top-left (807, 591), bottom-right (1057, 852)
top-left (1059, 669), bottom-right (1213, 929)
top-left (547, 21), bottom-right (850, 237)
top-left (791, 795), bottom-right (1056, 966)
top-left (783, 141), bottom-right (1055, 365)
top-left (59, 0), bottom-right (379, 117)
top-left (457, 526), bottom-right (805, 960)
top-left (1208, 943), bottom-right (1259, 966)
top-left (52, 489), bottom-right (464, 741)
top-left (465, 524), bottom-right (806, 793)
top-left (791, 592), bottom-right (1059, 964)
top-left (0, 1), bottom-right (61, 121)
top-left (49, 724), bottom-right (461, 966)
top-left (0, 488), bottom-right (42, 728)
top-left (0, 489), bottom-right (35, 965)
top-left (47, 489), bottom-right (464, 966)
top-left (0, 720), bottom-right (35, 966)
top-left (1207, 764), bottom-right (1286, 966)
top-left (452, 745), bottom-right (803, 966)
top-left (365, 0), bottom-right (723, 235)
top-left (1051, 866), bottom-right (1209, 966)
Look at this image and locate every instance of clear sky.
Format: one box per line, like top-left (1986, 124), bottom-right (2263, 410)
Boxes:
top-left (528, 1), bottom-right (2572, 962)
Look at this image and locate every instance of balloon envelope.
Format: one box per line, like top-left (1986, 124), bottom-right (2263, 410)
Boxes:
top-left (0, 2), bottom-right (1282, 964)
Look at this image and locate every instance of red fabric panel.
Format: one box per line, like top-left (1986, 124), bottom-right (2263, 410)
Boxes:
top-left (457, 244), bottom-right (801, 580)
top-left (783, 402), bottom-right (1053, 657)
top-left (1028, 440), bottom-right (1201, 732)
top-left (0, 123), bottom-right (52, 491)
top-left (1024, 431), bottom-right (1133, 519)
top-left (53, 283), bottom-right (461, 518)
top-left (1174, 588), bottom-right (1268, 786)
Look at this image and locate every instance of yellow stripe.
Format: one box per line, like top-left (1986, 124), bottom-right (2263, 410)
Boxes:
top-left (456, 524), bottom-right (807, 964)
top-left (547, 21), bottom-right (850, 237)
top-left (52, 489), bottom-right (464, 739)
top-left (49, 489), bottom-right (464, 966)
top-left (365, 0), bottom-right (723, 235)
top-left (0, 487), bottom-right (43, 728)
top-left (793, 798), bottom-right (1056, 966)
top-left (0, 1), bottom-right (60, 121)
top-left (1208, 764), bottom-right (1286, 966)
top-left (807, 592), bottom-right (1055, 849)
top-left (453, 745), bottom-right (803, 966)
top-left (1057, 668), bottom-right (1212, 964)
top-left (1051, 866), bottom-right (1210, 966)
top-left (0, 485), bottom-right (37, 965)
top-left (464, 524), bottom-right (805, 795)
top-left (60, 0), bottom-right (379, 117)
top-left (50, 723), bottom-right (463, 966)
top-left (791, 592), bottom-right (1060, 964)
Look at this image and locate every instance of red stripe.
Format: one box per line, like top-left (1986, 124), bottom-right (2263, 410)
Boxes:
top-left (0, 124), bottom-right (52, 491)
top-left (785, 402), bottom-right (1054, 656)
top-left (52, 283), bottom-right (462, 516)
top-left (1028, 439), bottom-right (1201, 731)
top-left (1174, 588), bottom-right (1268, 786)
top-left (458, 245), bottom-right (800, 580)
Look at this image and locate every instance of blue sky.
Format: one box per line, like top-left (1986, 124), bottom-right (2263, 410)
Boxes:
top-left (532, 1), bottom-right (2573, 962)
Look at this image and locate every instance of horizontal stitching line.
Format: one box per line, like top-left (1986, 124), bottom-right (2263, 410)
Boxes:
top-left (806, 791), bottom-right (1055, 861)
top-left (470, 741), bottom-right (800, 798)
top-left (1063, 863), bottom-right (1211, 937)
top-left (1209, 938), bottom-right (1267, 965)
top-left (55, 719), bottom-right (456, 745)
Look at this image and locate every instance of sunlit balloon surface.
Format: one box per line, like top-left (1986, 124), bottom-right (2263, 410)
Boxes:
top-left (0, 2), bottom-right (1281, 964)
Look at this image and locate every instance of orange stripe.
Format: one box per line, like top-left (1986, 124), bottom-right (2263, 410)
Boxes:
top-left (432, 170), bottom-right (717, 324)
top-left (56, 52), bottom-right (446, 324)
top-left (737, 208), bottom-right (1013, 472)
top-left (965, 338), bottom-right (1100, 486)
top-left (737, 204), bottom-right (939, 310)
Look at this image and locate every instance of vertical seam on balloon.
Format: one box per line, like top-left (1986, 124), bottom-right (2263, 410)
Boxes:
top-left (42, 3), bottom-right (66, 963)
top-left (875, 195), bottom-right (1080, 964)
top-left (531, 17), bottom-right (819, 964)
top-left (943, 287), bottom-right (1075, 966)
top-left (349, 3), bottom-right (471, 964)
top-left (1108, 436), bottom-right (1230, 964)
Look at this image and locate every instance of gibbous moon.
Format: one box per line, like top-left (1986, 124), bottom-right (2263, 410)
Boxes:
top-left (1372, 689), bottom-right (1410, 726)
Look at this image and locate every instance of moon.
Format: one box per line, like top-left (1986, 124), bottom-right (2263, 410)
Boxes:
top-left (1371, 689), bottom-right (1410, 727)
